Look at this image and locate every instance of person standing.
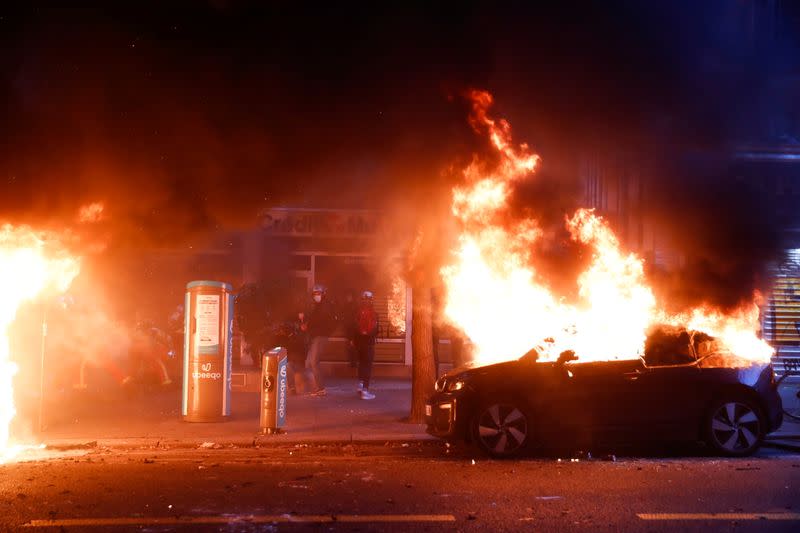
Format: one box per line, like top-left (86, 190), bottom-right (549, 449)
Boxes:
top-left (305, 284), bottom-right (335, 396)
top-left (352, 290), bottom-right (379, 400)
top-left (341, 289), bottom-right (358, 368)
top-left (285, 310), bottom-right (308, 395)
top-left (166, 303), bottom-right (185, 380)
top-left (129, 317), bottom-right (172, 386)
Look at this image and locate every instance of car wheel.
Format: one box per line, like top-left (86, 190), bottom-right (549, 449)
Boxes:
top-left (471, 400), bottom-right (531, 458)
top-left (705, 398), bottom-right (765, 457)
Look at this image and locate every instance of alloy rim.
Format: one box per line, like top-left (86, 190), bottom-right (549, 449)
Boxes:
top-left (710, 401), bottom-right (760, 452)
top-left (477, 403), bottom-right (528, 455)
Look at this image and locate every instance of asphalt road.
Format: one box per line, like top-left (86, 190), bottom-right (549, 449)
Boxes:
top-left (1, 442), bottom-right (799, 532)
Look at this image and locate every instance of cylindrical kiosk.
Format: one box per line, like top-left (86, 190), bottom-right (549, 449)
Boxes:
top-left (182, 280), bottom-right (235, 422)
top-left (260, 347), bottom-right (288, 434)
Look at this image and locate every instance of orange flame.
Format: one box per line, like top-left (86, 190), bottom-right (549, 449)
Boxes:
top-left (441, 91), bottom-right (773, 367)
top-left (388, 278), bottom-right (407, 335)
top-left (657, 303), bottom-right (773, 365)
top-left (77, 202), bottom-right (105, 224)
top-left (1, 225), bottom-right (80, 461)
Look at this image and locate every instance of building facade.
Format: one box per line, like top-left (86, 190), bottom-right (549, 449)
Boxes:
top-left (242, 207), bottom-right (414, 372)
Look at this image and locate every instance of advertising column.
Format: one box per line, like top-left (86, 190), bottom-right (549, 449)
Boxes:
top-left (182, 280), bottom-right (234, 422)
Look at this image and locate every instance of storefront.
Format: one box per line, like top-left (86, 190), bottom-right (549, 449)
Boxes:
top-left (764, 249), bottom-right (800, 376)
top-left (243, 208), bottom-right (413, 370)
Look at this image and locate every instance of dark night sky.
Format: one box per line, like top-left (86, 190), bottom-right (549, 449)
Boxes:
top-left (1, 1), bottom-right (799, 313)
top-left (2, 2), bottom-right (495, 240)
top-left (2, 2), bottom-right (792, 229)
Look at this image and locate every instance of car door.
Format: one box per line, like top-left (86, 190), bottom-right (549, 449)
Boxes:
top-left (563, 359), bottom-right (651, 442)
top-left (631, 363), bottom-right (707, 440)
top-left (519, 361), bottom-right (590, 444)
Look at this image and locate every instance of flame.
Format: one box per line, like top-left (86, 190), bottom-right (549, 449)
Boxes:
top-left (441, 91), bottom-right (773, 367)
top-left (77, 202), bottom-right (105, 224)
top-left (0, 225), bottom-right (80, 461)
top-left (388, 278), bottom-right (407, 335)
top-left (658, 303), bottom-right (773, 365)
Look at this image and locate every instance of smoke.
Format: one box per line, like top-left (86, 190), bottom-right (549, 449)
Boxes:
top-left (481, 1), bottom-right (798, 313)
top-left (645, 156), bottom-right (784, 312)
top-left (1, 4), bottom-right (490, 239)
top-left (2, 2), bottom-right (797, 318)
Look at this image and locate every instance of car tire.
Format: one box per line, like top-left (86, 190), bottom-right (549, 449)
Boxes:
top-left (704, 397), bottom-right (766, 457)
top-left (471, 399), bottom-right (532, 458)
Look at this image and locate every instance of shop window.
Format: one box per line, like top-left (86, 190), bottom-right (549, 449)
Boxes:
top-left (314, 255), bottom-right (406, 339)
top-left (289, 254), bottom-right (311, 271)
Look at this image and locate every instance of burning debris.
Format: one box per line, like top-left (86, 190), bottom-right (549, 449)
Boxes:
top-left (0, 225), bottom-right (80, 461)
top-left (440, 91), bottom-right (773, 367)
top-left (77, 202), bottom-right (105, 224)
top-left (388, 277), bottom-right (407, 335)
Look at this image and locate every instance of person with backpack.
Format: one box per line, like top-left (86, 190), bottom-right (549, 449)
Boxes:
top-left (352, 290), bottom-right (379, 400)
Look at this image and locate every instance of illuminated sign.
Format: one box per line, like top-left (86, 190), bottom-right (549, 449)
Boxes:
top-left (260, 209), bottom-right (380, 238)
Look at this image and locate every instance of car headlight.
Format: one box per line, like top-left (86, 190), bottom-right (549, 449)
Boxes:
top-left (435, 376), bottom-right (468, 393)
top-left (449, 380), bottom-right (466, 392)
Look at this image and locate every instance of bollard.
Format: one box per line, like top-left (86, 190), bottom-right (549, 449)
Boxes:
top-left (260, 347), bottom-right (288, 434)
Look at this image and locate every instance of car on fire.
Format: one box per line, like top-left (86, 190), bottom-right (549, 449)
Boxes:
top-left (426, 328), bottom-right (783, 458)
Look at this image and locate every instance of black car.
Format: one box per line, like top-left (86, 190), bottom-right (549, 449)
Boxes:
top-left (426, 330), bottom-right (783, 458)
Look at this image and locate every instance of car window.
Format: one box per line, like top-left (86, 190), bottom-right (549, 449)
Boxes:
top-left (565, 358), bottom-right (644, 377)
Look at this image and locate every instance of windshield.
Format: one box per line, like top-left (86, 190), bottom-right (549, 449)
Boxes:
top-left (516, 328), bottom-right (734, 367)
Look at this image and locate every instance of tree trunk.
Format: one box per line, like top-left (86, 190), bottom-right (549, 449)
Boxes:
top-left (409, 284), bottom-right (436, 423)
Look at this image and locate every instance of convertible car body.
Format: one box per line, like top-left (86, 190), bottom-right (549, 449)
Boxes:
top-left (426, 331), bottom-right (783, 458)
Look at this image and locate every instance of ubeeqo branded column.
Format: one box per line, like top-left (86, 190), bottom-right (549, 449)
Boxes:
top-left (182, 280), bottom-right (234, 422)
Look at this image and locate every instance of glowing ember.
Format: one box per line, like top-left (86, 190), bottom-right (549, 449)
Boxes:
top-left (77, 202), bottom-right (105, 223)
top-left (0, 225), bottom-right (80, 461)
top-left (442, 90), bottom-right (773, 367)
top-left (388, 278), bottom-right (407, 335)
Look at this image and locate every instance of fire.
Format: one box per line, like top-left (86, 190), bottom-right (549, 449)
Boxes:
top-left (77, 202), bottom-right (105, 224)
top-left (441, 91), bottom-right (773, 367)
top-left (388, 278), bottom-right (407, 335)
top-left (0, 225), bottom-right (80, 461)
top-left (658, 303), bottom-right (774, 364)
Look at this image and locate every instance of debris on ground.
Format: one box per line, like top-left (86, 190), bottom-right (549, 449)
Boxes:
top-left (46, 441), bottom-right (97, 451)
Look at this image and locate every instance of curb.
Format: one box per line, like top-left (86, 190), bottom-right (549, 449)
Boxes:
top-left (763, 440), bottom-right (800, 453)
top-left (765, 433), bottom-right (800, 440)
top-left (43, 435), bottom-right (437, 452)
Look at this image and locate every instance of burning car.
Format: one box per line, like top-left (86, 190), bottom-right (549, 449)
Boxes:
top-left (426, 328), bottom-right (783, 458)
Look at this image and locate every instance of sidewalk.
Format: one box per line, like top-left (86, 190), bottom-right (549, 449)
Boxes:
top-left (29, 375), bottom-right (800, 452)
top-left (36, 377), bottom-right (431, 450)
top-left (763, 382), bottom-right (800, 451)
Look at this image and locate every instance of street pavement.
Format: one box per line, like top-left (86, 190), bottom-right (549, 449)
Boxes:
top-left (34, 376), bottom-right (431, 450)
top-left (19, 370), bottom-right (800, 453)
